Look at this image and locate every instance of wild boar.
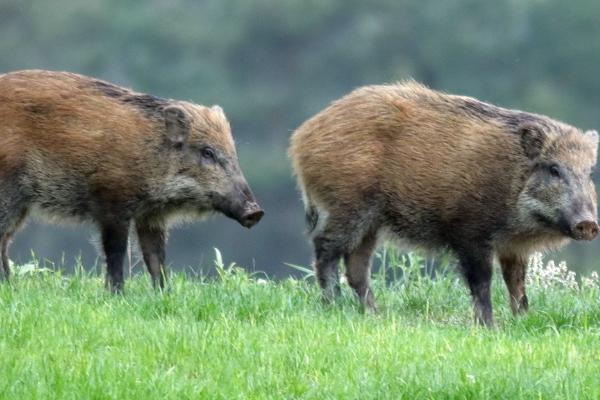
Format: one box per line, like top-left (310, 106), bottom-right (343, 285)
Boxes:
top-left (0, 70), bottom-right (263, 291)
top-left (289, 81), bottom-right (598, 325)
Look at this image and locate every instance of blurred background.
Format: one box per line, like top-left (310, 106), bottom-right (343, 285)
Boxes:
top-left (1, 0), bottom-right (600, 276)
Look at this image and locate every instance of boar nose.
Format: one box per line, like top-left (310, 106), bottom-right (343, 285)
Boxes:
top-left (239, 203), bottom-right (264, 228)
top-left (573, 220), bottom-right (599, 241)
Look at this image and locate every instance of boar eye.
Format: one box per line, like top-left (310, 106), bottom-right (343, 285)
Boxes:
top-left (549, 164), bottom-right (561, 178)
top-left (201, 147), bottom-right (216, 161)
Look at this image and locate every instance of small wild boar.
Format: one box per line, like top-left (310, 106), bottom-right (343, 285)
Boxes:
top-left (289, 81), bottom-right (599, 325)
top-left (0, 70), bottom-right (263, 291)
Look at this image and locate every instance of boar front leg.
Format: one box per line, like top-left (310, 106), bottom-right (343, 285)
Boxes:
top-left (101, 221), bottom-right (130, 293)
top-left (456, 245), bottom-right (495, 327)
top-left (135, 222), bottom-right (167, 290)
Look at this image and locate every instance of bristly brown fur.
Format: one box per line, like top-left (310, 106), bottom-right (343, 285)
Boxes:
top-left (289, 81), bottom-right (598, 325)
top-left (0, 69), bottom-right (260, 291)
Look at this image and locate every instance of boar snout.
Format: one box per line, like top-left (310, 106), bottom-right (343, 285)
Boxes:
top-left (216, 181), bottom-right (264, 228)
top-left (566, 200), bottom-right (599, 240)
top-left (572, 219), bottom-right (599, 241)
top-left (239, 203), bottom-right (264, 228)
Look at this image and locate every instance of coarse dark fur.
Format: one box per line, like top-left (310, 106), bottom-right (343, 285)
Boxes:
top-left (0, 70), bottom-right (264, 291)
top-left (289, 81), bottom-right (599, 325)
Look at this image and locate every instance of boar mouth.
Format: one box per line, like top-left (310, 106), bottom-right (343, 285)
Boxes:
top-left (533, 212), bottom-right (573, 238)
top-left (533, 212), bottom-right (560, 230)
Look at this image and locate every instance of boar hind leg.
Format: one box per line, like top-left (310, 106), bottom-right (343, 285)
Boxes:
top-left (1, 214), bottom-right (26, 280)
top-left (344, 233), bottom-right (378, 312)
top-left (456, 246), bottom-right (494, 326)
top-left (101, 221), bottom-right (130, 293)
top-left (312, 233), bottom-right (343, 303)
top-left (312, 211), bottom-right (371, 304)
top-left (499, 254), bottom-right (528, 315)
top-left (135, 222), bottom-right (167, 290)
top-left (0, 185), bottom-right (28, 280)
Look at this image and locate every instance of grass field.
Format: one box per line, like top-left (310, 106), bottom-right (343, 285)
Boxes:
top-left (0, 250), bottom-right (599, 399)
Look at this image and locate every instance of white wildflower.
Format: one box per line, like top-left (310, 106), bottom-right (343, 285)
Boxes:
top-left (582, 271), bottom-right (599, 290)
top-left (527, 252), bottom-right (581, 290)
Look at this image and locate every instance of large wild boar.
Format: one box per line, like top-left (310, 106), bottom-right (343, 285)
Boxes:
top-left (0, 70), bottom-right (263, 291)
top-left (289, 81), bottom-right (598, 325)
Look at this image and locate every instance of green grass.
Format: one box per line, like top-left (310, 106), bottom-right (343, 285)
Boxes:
top-left (0, 251), bottom-right (599, 399)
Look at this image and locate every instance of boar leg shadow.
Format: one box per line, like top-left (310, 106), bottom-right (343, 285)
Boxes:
top-left (456, 245), bottom-right (494, 326)
top-left (499, 254), bottom-right (528, 315)
top-left (101, 221), bottom-right (130, 293)
top-left (135, 222), bottom-right (167, 290)
top-left (344, 232), bottom-right (378, 312)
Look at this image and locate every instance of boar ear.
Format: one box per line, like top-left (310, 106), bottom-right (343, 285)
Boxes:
top-left (164, 105), bottom-right (190, 147)
top-left (519, 125), bottom-right (545, 159)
